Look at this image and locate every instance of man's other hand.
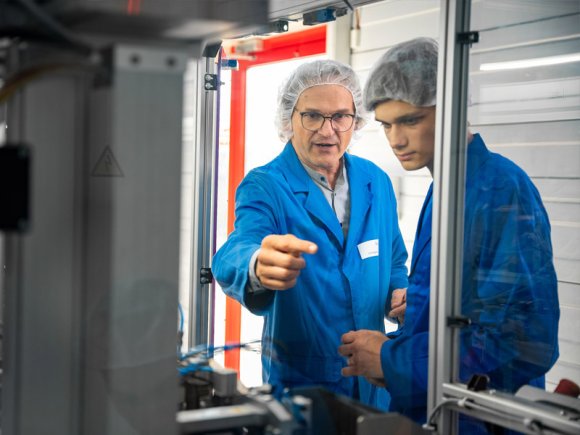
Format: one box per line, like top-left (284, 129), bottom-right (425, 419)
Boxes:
top-left (339, 330), bottom-right (388, 381)
top-left (388, 288), bottom-right (407, 324)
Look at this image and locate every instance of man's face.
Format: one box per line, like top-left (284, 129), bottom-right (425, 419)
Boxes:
top-left (291, 84), bottom-right (355, 175)
top-left (374, 100), bottom-right (436, 173)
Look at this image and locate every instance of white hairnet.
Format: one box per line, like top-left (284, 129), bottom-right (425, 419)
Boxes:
top-left (275, 59), bottom-right (366, 142)
top-left (364, 37), bottom-right (438, 110)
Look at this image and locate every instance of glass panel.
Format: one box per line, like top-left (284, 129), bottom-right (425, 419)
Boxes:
top-left (242, 57), bottom-right (325, 388)
top-left (211, 57), bottom-right (324, 388)
top-left (457, 0), bottom-right (580, 430)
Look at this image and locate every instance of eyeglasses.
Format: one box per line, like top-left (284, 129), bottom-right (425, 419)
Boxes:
top-left (295, 110), bottom-right (356, 132)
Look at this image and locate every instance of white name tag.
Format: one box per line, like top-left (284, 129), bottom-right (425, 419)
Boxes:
top-left (357, 239), bottom-right (379, 259)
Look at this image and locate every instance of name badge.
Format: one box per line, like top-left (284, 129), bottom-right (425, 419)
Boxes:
top-left (357, 239), bottom-right (379, 260)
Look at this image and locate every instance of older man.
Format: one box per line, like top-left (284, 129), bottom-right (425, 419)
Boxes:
top-left (338, 37), bottom-right (560, 432)
top-left (213, 59), bottom-right (408, 409)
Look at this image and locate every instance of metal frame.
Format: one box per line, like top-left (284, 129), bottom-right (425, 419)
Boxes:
top-left (2, 43), bottom-right (187, 435)
top-left (428, 0), bottom-right (473, 432)
top-left (189, 50), bottom-right (221, 348)
top-left (430, 1), bottom-right (580, 434)
top-left (442, 383), bottom-right (580, 434)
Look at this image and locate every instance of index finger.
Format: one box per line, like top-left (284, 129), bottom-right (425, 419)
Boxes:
top-left (271, 234), bottom-right (318, 256)
top-left (341, 330), bottom-right (357, 344)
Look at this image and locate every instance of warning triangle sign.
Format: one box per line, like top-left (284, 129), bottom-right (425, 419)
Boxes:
top-left (92, 146), bottom-right (124, 177)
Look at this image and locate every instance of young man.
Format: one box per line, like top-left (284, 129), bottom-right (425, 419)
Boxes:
top-left (212, 60), bottom-right (408, 409)
top-left (339, 38), bottom-right (560, 432)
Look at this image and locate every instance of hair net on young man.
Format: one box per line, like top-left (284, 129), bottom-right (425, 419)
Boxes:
top-left (364, 37), bottom-right (438, 111)
top-left (275, 59), bottom-right (366, 142)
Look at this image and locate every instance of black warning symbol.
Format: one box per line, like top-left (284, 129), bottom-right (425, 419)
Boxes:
top-left (92, 146), bottom-right (124, 177)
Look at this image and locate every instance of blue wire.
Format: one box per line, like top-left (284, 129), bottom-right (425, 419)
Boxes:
top-left (178, 303), bottom-right (184, 333)
top-left (177, 340), bottom-right (262, 378)
top-left (179, 339), bottom-right (261, 361)
top-left (178, 363), bottom-right (214, 376)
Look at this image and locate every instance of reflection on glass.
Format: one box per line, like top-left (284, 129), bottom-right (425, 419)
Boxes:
top-left (457, 131), bottom-right (560, 431)
top-left (360, 0), bottom-right (578, 424)
top-left (459, 0), bottom-right (580, 431)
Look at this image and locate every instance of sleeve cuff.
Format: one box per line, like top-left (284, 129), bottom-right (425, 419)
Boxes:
top-left (247, 248), bottom-right (267, 294)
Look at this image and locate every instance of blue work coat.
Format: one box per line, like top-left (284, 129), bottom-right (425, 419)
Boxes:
top-left (381, 134), bottom-right (560, 430)
top-left (213, 142), bottom-right (409, 409)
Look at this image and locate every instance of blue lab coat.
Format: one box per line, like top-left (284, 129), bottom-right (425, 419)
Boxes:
top-left (380, 134), bottom-right (560, 429)
top-left (213, 142), bottom-right (409, 409)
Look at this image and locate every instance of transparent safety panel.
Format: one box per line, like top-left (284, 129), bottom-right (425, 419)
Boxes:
top-left (453, 0), bottom-right (580, 430)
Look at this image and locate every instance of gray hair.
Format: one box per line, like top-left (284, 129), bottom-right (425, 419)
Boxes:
top-left (275, 59), bottom-right (367, 142)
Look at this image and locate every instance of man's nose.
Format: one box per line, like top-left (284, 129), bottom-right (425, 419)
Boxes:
top-left (318, 117), bottom-right (335, 136)
top-left (387, 125), bottom-right (406, 148)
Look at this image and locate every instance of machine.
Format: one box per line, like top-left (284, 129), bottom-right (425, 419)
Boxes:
top-left (0, 1), bottom-right (578, 434)
top-left (0, 1), bottom-right (395, 434)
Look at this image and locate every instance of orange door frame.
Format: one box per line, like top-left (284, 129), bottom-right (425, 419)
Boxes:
top-left (224, 25), bottom-right (327, 371)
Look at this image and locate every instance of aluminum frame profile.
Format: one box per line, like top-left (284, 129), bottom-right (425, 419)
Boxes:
top-left (442, 383), bottom-right (580, 434)
top-left (189, 52), bottom-right (220, 349)
top-left (428, 0), bottom-right (472, 432)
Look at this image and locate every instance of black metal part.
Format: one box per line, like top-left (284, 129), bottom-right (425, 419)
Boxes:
top-left (447, 315), bottom-right (472, 328)
top-left (467, 374), bottom-right (491, 392)
top-left (290, 387), bottom-right (429, 434)
top-left (203, 42), bottom-right (222, 58)
top-left (200, 267), bottom-right (213, 284)
top-left (457, 31), bottom-right (479, 44)
top-left (181, 375), bottom-right (213, 410)
top-left (269, 19), bottom-right (289, 33)
top-left (203, 73), bottom-right (218, 91)
top-left (0, 144), bottom-right (31, 232)
top-left (303, 8), bottom-right (338, 25)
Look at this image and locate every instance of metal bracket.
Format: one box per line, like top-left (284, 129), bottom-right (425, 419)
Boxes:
top-left (447, 315), bottom-right (471, 328)
top-left (200, 267), bottom-right (213, 284)
top-left (203, 42), bottom-right (222, 58)
top-left (203, 73), bottom-right (218, 91)
top-left (303, 7), bottom-right (347, 25)
top-left (269, 19), bottom-right (289, 33)
top-left (457, 31), bottom-right (479, 45)
top-left (467, 374), bottom-right (490, 392)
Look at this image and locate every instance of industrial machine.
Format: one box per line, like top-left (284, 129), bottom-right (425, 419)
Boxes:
top-left (0, 1), bottom-right (392, 435)
top-left (176, 343), bottom-right (428, 435)
top-left (0, 1), bottom-right (578, 434)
